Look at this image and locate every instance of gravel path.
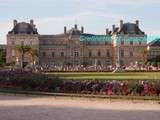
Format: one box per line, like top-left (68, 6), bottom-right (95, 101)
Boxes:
top-left (0, 94), bottom-right (160, 120)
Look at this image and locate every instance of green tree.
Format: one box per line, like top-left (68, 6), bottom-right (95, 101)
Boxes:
top-left (16, 45), bottom-right (31, 68)
top-left (136, 47), bottom-right (148, 64)
top-left (0, 48), bottom-right (6, 67)
top-left (27, 48), bottom-right (38, 68)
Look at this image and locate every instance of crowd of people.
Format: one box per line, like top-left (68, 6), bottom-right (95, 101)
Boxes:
top-left (35, 64), bottom-right (160, 72)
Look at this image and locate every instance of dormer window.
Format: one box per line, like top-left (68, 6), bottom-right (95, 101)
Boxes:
top-left (98, 50), bottom-right (101, 57)
top-left (139, 41), bottom-right (142, 45)
top-left (121, 40), bottom-right (124, 45)
top-left (130, 41), bottom-right (133, 45)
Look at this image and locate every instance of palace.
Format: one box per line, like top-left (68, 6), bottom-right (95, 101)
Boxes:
top-left (6, 20), bottom-right (147, 68)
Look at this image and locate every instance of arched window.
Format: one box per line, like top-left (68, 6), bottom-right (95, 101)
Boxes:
top-left (121, 50), bottom-right (124, 57)
top-left (130, 51), bottom-right (133, 57)
top-left (52, 52), bottom-right (54, 58)
top-left (130, 41), bottom-right (133, 45)
top-left (61, 52), bottom-right (64, 57)
top-left (11, 49), bottom-right (15, 57)
top-left (98, 50), bottom-right (101, 57)
top-left (97, 60), bottom-right (101, 66)
top-left (21, 41), bottom-right (24, 45)
top-left (74, 51), bottom-right (79, 57)
top-left (89, 50), bottom-right (92, 57)
top-left (121, 40), bottom-right (124, 45)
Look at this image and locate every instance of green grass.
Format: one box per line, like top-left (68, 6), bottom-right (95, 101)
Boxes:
top-left (45, 72), bottom-right (160, 80)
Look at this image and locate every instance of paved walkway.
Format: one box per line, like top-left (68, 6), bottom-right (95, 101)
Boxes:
top-left (0, 94), bottom-right (160, 120)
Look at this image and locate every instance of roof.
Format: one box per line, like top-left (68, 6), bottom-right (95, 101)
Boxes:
top-left (149, 38), bottom-right (160, 47)
top-left (113, 23), bottom-right (145, 35)
top-left (67, 28), bottom-right (82, 36)
top-left (39, 27), bottom-right (84, 40)
top-left (8, 22), bottom-right (38, 34)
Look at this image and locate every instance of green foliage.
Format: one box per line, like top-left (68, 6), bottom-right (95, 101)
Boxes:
top-left (154, 82), bottom-right (160, 95)
top-left (0, 71), bottom-right (63, 91)
top-left (6, 61), bottom-right (15, 66)
top-left (15, 45), bottom-right (32, 68)
top-left (0, 48), bottom-right (6, 67)
top-left (16, 45), bottom-right (32, 54)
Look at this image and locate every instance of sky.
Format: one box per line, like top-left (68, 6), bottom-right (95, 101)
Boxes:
top-left (0, 0), bottom-right (160, 44)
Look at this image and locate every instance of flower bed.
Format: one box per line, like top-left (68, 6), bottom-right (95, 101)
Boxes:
top-left (0, 70), bottom-right (160, 97)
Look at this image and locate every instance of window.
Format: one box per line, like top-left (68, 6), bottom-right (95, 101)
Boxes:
top-left (80, 48), bottom-right (83, 56)
top-left (71, 49), bottom-right (73, 56)
top-left (130, 41), bottom-right (133, 45)
top-left (130, 51), bottom-right (133, 57)
top-left (52, 52), bottom-right (54, 58)
top-left (89, 51), bottom-right (92, 57)
top-left (121, 50), bottom-right (124, 57)
top-left (121, 40), bottom-right (124, 45)
top-left (74, 51), bottom-right (79, 57)
top-left (11, 49), bottom-right (15, 57)
top-left (21, 41), bottom-right (24, 45)
top-left (97, 60), bottom-right (101, 66)
top-left (105, 41), bottom-right (108, 45)
top-left (11, 41), bottom-right (15, 45)
top-left (87, 41), bottom-right (91, 45)
top-left (43, 40), bottom-right (46, 45)
top-left (106, 50), bottom-right (110, 57)
top-left (98, 50), bottom-right (101, 57)
top-left (61, 52), bottom-right (64, 57)
top-left (42, 52), bottom-right (46, 57)
top-left (139, 41), bottom-right (142, 45)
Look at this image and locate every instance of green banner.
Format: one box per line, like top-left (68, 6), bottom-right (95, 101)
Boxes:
top-left (80, 35), bottom-right (111, 42)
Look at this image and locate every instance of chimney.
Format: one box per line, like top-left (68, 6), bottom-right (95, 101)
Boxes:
top-left (112, 25), bottom-right (115, 32)
top-left (106, 28), bottom-right (109, 35)
top-left (74, 24), bottom-right (78, 29)
top-left (136, 20), bottom-right (139, 27)
top-left (30, 19), bottom-right (34, 26)
top-left (64, 26), bottom-right (67, 34)
top-left (120, 20), bottom-right (123, 29)
top-left (81, 26), bottom-right (84, 33)
top-left (13, 20), bottom-right (17, 27)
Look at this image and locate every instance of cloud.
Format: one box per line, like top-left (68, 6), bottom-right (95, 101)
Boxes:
top-left (1, 0), bottom-right (160, 8)
top-left (0, 0), bottom-right (160, 44)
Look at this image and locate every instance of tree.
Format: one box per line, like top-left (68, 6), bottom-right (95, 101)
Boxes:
top-left (27, 48), bottom-right (38, 68)
top-left (15, 45), bottom-right (31, 68)
top-left (136, 47), bottom-right (148, 65)
top-left (0, 48), bottom-right (6, 67)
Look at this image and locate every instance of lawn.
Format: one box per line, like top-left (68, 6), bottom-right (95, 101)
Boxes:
top-left (45, 72), bottom-right (160, 80)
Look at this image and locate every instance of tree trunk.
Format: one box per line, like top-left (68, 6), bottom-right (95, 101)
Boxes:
top-left (22, 52), bottom-right (24, 68)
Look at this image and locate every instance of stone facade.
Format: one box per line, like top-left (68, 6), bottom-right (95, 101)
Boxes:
top-left (147, 39), bottom-right (160, 59)
top-left (6, 20), bottom-right (147, 67)
top-left (7, 20), bottom-right (39, 65)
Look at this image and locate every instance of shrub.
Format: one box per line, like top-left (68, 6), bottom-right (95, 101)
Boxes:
top-left (155, 82), bottom-right (160, 96)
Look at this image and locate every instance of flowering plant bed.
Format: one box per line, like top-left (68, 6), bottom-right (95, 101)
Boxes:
top-left (0, 70), bottom-right (160, 98)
